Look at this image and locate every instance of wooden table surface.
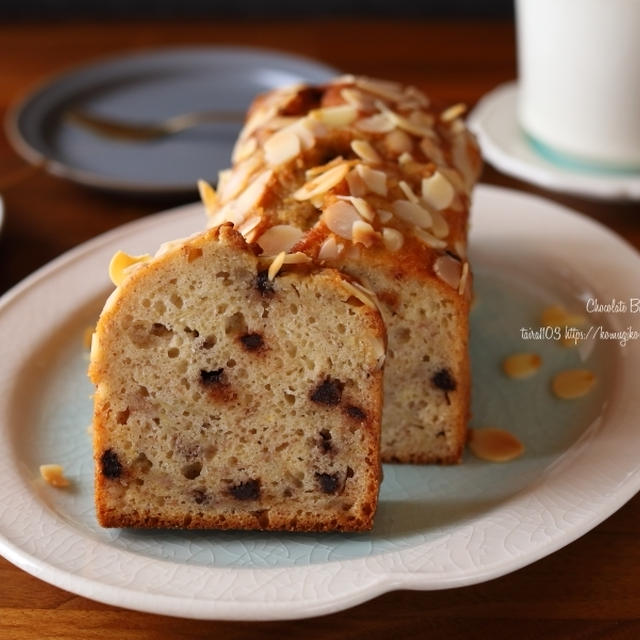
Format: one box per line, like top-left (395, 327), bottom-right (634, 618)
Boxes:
top-left (1, 19), bottom-right (639, 640)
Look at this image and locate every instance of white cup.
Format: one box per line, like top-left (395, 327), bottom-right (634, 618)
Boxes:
top-left (516, 0), bottom-right (640, 169)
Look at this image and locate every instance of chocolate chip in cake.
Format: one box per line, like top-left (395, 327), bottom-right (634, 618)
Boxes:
top-left (432, 368), bottom-right (456, 392)
top-left (319, 429), bottom-right (333, 453)
top-left (228, 478), bottom-right (261, 500)
top-left (100, 449), bottom-right (122, 479)
top-left (255, 270), bottom-right (275, 296)
top-left (345, 405), bottom-right (366, 421)
top-left (311, 377), bottom-right (344, 406)
top-left (240, 333), bottom-right (264, 351)
top-left (315, 472), bottom-right (340, 494)
top-left (200, 368), bottom-right (226, 386)
top-left (192, 488), bottom-right (209, 504)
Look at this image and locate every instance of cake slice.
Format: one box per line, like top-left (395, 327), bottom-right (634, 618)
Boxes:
top-left (89, 224), bottom-right (385, 531)
top-left (204, 76), bottom-right (481, 463)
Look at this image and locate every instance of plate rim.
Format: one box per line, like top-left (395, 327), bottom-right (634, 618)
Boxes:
top-left (1, 184), bottom-right (640, 620)
top-left (4, 44), bottom-right (339, 195)
top-left (468, 81), bottom-right (640, 201)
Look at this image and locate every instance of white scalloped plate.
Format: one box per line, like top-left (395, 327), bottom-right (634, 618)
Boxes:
top-left (1, 185), bottom-right (639, 620)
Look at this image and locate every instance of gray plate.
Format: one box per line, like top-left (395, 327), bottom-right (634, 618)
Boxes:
top-left (6, 47), bottom-right (338, 195)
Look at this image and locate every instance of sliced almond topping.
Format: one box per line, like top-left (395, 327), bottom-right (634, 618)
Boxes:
top-left (405, 85), bottom-right (430, 107)
top-left (433, 253), bottom-right (462, 289)
top-left (351, 139), bottom-right (382, 164)
top-left (109, 250), bottom-right (151, 286)
top-left (352, 220), bottom-right (379, 248)
top-left (337, 195), bottom-right (375, 221)
top-left (236, 215), bottom-right (262, 240)
top-left (356, 165), bottom-right (387, 196)
top-left (355, 76), bottom-right (407, 102)
top-left (398, 180), bottom-right (419, 204)
top-left (430, 209), bottom-right (450, 239)
top-left (240, 104), bottom-right (278, 139)
top-left (414, 227), bottom-right (447, 250)
top-left (469, 428), bottom-right (524, 462)
top-left (382, 227), bottom-right (404, 251)
top-left (398, 151), bottom-right (414, 165)
top-left (268, 251), bottom-right (286, 281)
top-left (458, 261), bottom-right (470, 296)
top-left (551, 369), bottom-right (596, 399)
top-left (293, 163), bottom-right (350, 201)
top-left (40, 464), bottom-right (71, 488)
top-left (310, 104), bottom-right (358, 127)
top-left (454, 239), bottom-right (467, 259)
top-left (306, 156), bottom-right (345, 179)
top-left (419, 136), bottom-right (446, 166)
top-left (502, 353), bottom-right (542, 379)
top-left (377, 209), bottom-right (393, 223)
top-left (376, 100), bottom-right (434, 137)
top-left (346, 167), bottom-right (367, 197)
top-left (281, 252), bottom-right (311, 265)
top-left (384, 129), bottom-right (413, 155)
top-left (422, 171), bottom-right (455, 210)
top-left (217, 153), bottom-right (263, 203)
top-left (231, 135), bottom-right (258, 163)
top-left (332, 73), bottom-right (356, 85)
top-left (355, 113), bottom-right (395, 134)
top-left (440, 102), bottom-right (467, 123)
top-left (226, 169), bottom-right (273, 224)
top-left (198, 179), bottom-right (217, 214)
top-left (264, 129), bottom-right (301, 166)
top-left (264, 115), bottom-right (300, 132)
top-left (452, 133), bottom-right (479, 192)
top-left (256, 224), bottom-right (303, 255)
top-left (318, 235), bottom-right (340, 261)
top-left (392, 199), bottom-right (432, 228)
top-left (323, 200), bottom-right (362, 239)
top-left (340, 279), bottom-right (377, 309)
top-left (409, 109), bottom-right (435, 129)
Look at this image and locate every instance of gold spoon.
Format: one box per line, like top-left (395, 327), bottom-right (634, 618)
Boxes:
top-left (66, 108), bottom-right (245, 142)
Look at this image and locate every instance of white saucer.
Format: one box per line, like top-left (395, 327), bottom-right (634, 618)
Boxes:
top-left (468, 82), bottom-right (640, 201)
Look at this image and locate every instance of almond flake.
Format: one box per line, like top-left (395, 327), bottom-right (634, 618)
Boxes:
top-left (409, 109), bottom-right (435, 129)
top-left (452, 135), bottom-right (477, 192)
top-left (268, 251), bottom-right (286, 281)
top-left (217, 153), bottom-right (263, 203)
top-left (352, 220), bottom-right (379, 247)
top-left (355, 113), bottom-right (395, 134)
top-left (355, 77), bottom-right (407, 102)
top-left (433, 253), bottom-right (462, 289)
top-left (440, 102), bottom-right (467, 123)
top-left (392, 199), bottom-right (433, 228)
top-left (291, 117), bottom-right (319, 149)
top-left (323, 200), bottom-right (362, 239)
top-left (398, 180), bottom-right (419, 203)
top-left (293, 163), bottom-right (349, 201)
top-left (419, 137), bottom-right (446, 165)
top-left (306, 156), bottom-right (346, 179)
top-left (469, 427), bottom-right (524, 462)
top-left (337, 195), bottom-right (375, 221)
top-left (231, 135), bottom-right (258, 163)
top-left (377, 209), bottom-right (393, 223)
top-left (454, 239), bottom-right (467, 259)
top-left (430, 209), bottom-right (450, 239)
top-left (241, 104), bottom-right (278, 139)
top-left (382, 227), bottom-right (404, 251)
top-left (351, 139), bottom-right (382, 164)
top-left (346, 168), bottom-right (367, 197)
top-left (39, 464), bottom-right (70, 488)
top-left (257, 224), bottom-right (303, 255)
top-left (332, 73), bottom-right (356, 85)
top-left (318, 235), bottom-right (340, 261)
top-left (405, 85), bottom-right (430, 107)
top-left (340, 87), bottom-right (375, 110)
top-left (356, 165), bottom-right (387, 196)
top-left (340, 279), bottom-right (377, 309)
top-left (414, 227), bottom-right (447, 249)
top-left (236, 215), bottom-right (262, 240)
top-left (282, 252), bottom-right (311, 265)
top-left (225, 169), bottom-right (273, 224)
top-left (422, 171), bottom-right (455, 210)
top-left (264, 129), bottom-right (300, 166)
top-left (310, 104), bottom-right (358, 127)
top-left (109, 251), bottom-right (151, 286)
top-left (198, 179), bottom-right (217, 214)
top-left (502, 353), bottom-right (542, 379)
top-left (551, 369), bottom-right (596, 399)
top-left (384, 129), bottom-right (413, 155)
top-left (458, 261), bottom-right (470, 296)
top-left (376, 100), bottom-right (434, 137)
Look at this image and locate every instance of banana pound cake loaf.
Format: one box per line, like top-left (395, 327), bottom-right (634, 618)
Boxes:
top-left (89, 224), bottom-right (385, 531)
top-left (203, 75), bottom-right (482, 463)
